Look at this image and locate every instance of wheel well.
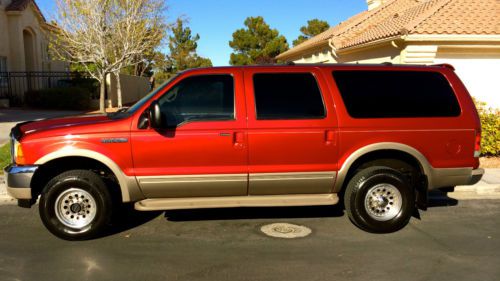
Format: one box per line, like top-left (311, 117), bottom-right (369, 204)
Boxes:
top-left (31, 156), bottom-right (122, 201)
top-left (343, 150), bottom-right (426, 192)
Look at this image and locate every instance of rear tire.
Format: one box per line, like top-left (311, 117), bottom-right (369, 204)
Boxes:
top-left (344, 166), bottom-right (414, 233)
top-left (39, 170), bottom-right (114, 240)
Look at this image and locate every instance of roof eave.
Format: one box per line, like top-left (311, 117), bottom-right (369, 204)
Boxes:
top-left (405, 34), bottom-right (500, 42)
top-left (276, 40), bottom-right (330, 61)
top-left (337, 35), bottom-right (405, 54)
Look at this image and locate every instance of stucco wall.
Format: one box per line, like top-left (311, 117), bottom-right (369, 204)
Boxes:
top-left (1, 3), bottom-right (51, 72)
top-left (434, 48), bottom-right (500, 109)
top-left (0, 5), bottom-right (10, 60)
top-left (290, 48), bottom-right (335, 64)
top-left (107, 74), bottom-right (151, 107)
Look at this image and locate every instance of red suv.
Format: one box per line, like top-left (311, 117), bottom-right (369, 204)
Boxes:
top-left (4, 64), bottom-right (484, 240)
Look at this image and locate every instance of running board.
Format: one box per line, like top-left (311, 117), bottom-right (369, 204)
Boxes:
top-left (134, 194), bottom-right (339, 211)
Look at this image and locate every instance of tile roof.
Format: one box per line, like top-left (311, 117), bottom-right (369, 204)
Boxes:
top-left (6, 0), bottom-right (46, 22)
top-left (277, 0), bottom-right (500, 59)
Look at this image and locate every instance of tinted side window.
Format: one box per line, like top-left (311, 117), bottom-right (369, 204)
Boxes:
top-left (158, 75), bottom-right (234, 126)
top-left (332, 71), bottom-right (461, 118)
top-left (253, 73), bottom-right (325, 120)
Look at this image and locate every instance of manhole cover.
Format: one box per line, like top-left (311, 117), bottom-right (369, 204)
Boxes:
top-left (260, 223), bottom-right (312, 239)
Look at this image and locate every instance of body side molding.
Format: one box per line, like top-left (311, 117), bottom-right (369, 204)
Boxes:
top-left (135, 193), bottom-right (339, 211)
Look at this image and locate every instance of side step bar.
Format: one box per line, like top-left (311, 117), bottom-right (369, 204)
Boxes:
top-left (134, 194), bottom-right (339, 211)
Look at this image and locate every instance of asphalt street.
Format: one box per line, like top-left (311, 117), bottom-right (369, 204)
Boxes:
top-left (0, 199), bottom-right (499, 281)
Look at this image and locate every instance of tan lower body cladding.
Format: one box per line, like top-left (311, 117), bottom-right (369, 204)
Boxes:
top-left (135, 193), bottom-right (339, 211)
top-left (137, 171), bottom-right (337, 198)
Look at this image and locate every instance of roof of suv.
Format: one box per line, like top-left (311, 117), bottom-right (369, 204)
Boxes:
top-left (182, 63), bottom-right (453, 73)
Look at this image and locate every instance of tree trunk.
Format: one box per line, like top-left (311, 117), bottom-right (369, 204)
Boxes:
top-left (115, 72), bottom-right (123, 108)
top-left (99, 74), bottom-right (106, 113)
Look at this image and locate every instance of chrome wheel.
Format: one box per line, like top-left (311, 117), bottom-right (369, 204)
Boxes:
top-left (364, 183), bottom-right (402, 221)
top-left (54, 188), bottom-right (97, 229)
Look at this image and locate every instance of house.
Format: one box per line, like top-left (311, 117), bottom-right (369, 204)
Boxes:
top-left (0, 0), bottom-right (66, 73)
top-left (277, 0), bottom-right (500, 108)
top-left (0, 0), bottom-right (70, 107)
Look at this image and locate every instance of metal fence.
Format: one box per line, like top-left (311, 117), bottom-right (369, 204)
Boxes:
top-left (0, 71), bottom-right (96, 106)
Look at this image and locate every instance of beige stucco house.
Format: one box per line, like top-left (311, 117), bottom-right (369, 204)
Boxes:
top-left (277, 0), bottom-right (500, 108)
top-left (0, 0), bottom-right (65, 73)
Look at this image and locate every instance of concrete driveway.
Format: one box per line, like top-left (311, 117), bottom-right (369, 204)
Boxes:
top-left (0, 109), bottom-right (81, 144)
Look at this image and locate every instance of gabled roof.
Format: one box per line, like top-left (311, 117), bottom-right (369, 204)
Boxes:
top-left (277, 0), bottom-right (500, 60)
top-left (6, 0), bottom-right (46, 22)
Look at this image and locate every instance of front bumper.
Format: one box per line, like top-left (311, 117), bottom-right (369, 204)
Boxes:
top-left (4, 164), bottom-right (38, 199)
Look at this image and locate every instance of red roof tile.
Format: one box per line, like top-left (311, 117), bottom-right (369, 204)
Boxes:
top-left (278, 0), bottom-right (500, 60)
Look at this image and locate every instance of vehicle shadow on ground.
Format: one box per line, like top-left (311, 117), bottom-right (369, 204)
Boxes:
top-left (163, 205), bottom-right (345, 222)
top-left (99, 193), bottom-right (456, 237)
top-left (428, 190), bottom-right (459, 208)
top-left (101, 204), bottom-right (163, 237)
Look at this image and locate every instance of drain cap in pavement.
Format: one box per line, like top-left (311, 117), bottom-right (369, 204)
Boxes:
top-left (260, 223), bottom-right (312, 239)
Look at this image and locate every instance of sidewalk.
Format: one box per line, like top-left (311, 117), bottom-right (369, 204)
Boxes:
top-left (1, 169), bottom-right (500, 205)
top-left (0, 109), bottom-right (81, 145)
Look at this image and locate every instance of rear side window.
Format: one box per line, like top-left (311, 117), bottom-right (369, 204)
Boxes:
top-left (332, 71), bottom-right (461, 118)
top-left (253, 73), bottom-right (325, 120)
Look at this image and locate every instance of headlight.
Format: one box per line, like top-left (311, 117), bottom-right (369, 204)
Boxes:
top-left (11, 137), bottom-right (25, 165)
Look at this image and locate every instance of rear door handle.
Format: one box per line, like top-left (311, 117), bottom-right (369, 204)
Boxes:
top-left (325, 130), bottom-right (335, 145)
top-left (234, 132), bottom-right (245, 145)
top-left (233, 132), bottom-right (246, 149)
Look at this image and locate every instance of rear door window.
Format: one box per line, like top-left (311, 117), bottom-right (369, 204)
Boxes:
top-left (253, 73), bottom-right (325, 120)
top-left (332, 71), bottom-right (461, 118)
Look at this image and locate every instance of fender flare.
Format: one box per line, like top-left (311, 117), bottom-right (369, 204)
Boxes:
top-left (35, 149), bottom-right (144, 202)
top-left (333, 142), bottom-right (433, 192)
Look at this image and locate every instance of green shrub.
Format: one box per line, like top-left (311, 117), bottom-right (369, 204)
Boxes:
top-left (474, 98), bottom-right (500, 156)
top-left (0, 142), bottom-right (10, 172)
top-left (25, 87), bottom-right (92, 110)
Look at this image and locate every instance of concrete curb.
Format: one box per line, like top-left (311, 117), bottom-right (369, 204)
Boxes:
top-left (1, 171), bottom-right (500, 206)
top-left (0, 176), bottom-right (16, 205)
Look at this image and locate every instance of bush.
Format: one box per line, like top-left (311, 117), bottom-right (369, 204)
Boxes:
top-left (474, 98), bottom-right (500, 156)
top-left (25, 87), bottom-right (92, 110)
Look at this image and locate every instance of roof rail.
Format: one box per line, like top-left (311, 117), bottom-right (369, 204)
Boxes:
top-left (433, 63), bottom-right (455, 71)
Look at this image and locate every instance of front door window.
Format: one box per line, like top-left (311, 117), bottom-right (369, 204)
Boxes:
top-left (158, 74), bottom-right (235, 127)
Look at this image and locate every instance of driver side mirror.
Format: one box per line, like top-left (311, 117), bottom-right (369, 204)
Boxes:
top-left (148, 100), bottom-right (163, 128)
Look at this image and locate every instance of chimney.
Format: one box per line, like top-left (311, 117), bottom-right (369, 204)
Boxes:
top-left (367, 0), bottom-right (389, 10)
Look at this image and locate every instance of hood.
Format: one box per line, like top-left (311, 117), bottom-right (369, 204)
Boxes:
top-left (18, 114), bottom-right (112, 136)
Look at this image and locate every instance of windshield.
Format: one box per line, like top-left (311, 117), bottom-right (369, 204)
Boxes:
top-left (124, 74), bottom-right (180, 114)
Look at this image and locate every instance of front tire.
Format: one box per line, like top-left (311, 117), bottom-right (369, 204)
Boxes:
top-left (39, 170), bottom-right (114, 240)
top-left (344, 166), bottom-right (415, 233)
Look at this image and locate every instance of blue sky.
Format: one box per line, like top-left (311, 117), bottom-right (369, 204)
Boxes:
top-left (36, 0), bottom-right (367, 66)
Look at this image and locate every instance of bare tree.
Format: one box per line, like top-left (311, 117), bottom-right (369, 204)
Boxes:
top-left (50, 0), bottom-right (166, 112)
top-left (108, 0), bottom-right (166, 108)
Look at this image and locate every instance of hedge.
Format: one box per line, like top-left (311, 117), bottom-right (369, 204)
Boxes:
top-left (474, 99), bottom-right (500, 156)
top-left (25, 87), bottom-right (92, 110)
